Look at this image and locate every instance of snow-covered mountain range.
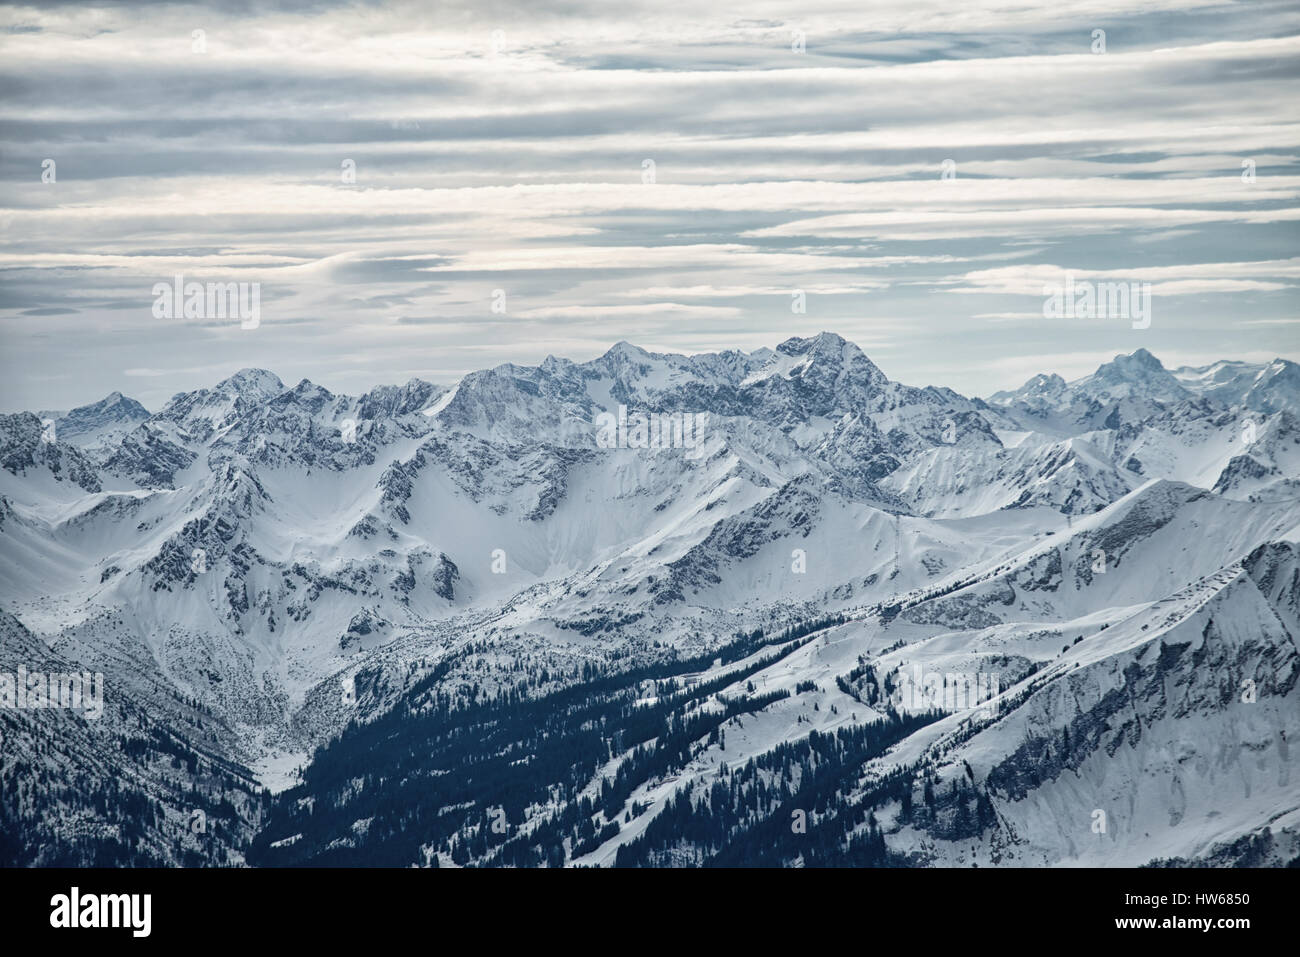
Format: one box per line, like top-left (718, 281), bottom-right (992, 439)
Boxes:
top-left (2, 334), bottom-right (1297, 867)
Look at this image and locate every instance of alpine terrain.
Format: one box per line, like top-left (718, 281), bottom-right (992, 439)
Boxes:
top-left (2, 333), bottom-right (1297, 868)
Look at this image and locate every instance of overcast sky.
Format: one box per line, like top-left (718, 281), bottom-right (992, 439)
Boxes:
top-left (2, 0), bottom-right (1298, 412)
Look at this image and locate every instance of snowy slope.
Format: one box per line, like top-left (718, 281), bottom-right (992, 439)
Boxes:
top-left (2, 334), bottom-right (1297, 867)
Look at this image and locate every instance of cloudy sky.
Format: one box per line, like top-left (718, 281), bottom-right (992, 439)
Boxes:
top-left (2, 0), bottom-right (1298, 411)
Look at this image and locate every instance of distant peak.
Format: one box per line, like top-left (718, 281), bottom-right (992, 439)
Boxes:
top-left (540, 355), bottom-right (574, 374)
top-left (1092, 348), bottom-right (1174, 383)
top-left (1022, 372), bottom-right (1066, 394)
top-left (62, 390), bottom-right (150, 423)
top-left (1130, 347), bottom-right (1162, 367)
top-left (1109, 347), bottom-right (1164, 371)
top-left (603, 341), bottom-right (650, 360)
top-left (215, 368), bottom-right (284, 396)
top-left (776, 331), bottom-right (861, 357)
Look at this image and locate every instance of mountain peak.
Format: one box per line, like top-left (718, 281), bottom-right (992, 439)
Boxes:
top-left (1102, 348), bottom-right (1166, 375)
top-left (54, 390), bottom-right (151, 441)
top-left (772, 333), bottom-right (884, 386)
top-left (603, 341), bottom-right (651, 361)
top-left (359, 378), bottom-right (441, 418)
top-left (776, 331), bottom-right (855, 357)
top-left (1130, 347), bottom-right (1162, 368)
top-left (215, 368), bottom-right (285, 398)
top-left (1086, 349), bottom-right (1185, 397)
top-left (289, 378), bottom-right (331, 397)
top-left (1022, 372), bottom-right (1066, 395)
top-left (66, 391), bottom-right (150, 420)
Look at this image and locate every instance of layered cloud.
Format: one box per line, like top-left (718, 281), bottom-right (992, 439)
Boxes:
top-left (1, 0), bottom-right (1297, 407)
